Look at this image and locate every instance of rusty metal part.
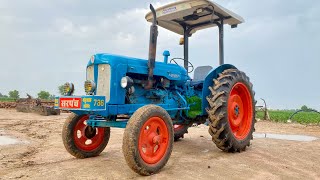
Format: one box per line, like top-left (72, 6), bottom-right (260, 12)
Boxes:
top-left (145, 4), bottom-right (158, 90)
top-left (15, 95), bottom-right (60, 116)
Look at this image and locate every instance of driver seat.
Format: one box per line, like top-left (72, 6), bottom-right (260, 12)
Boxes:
top-left (191, 66), bottom-right (213, 88)
top-left (193, 66), bottom-right (213, 81)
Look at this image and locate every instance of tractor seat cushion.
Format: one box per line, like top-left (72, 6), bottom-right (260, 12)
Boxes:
top-left (193, 66), bottom-right (213, 81)
top-left (190, 66), bottom-right (212, 89)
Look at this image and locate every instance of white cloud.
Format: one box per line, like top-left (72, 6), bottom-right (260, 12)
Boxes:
top-left (0, 0), bottom-right (319, 110)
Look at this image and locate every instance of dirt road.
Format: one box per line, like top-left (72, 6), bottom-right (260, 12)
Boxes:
top-left (0, 109), bottom-right (320, 179)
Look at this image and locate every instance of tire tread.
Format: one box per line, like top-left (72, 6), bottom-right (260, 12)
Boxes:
top-left (206, 69), bottom-right (256, 152)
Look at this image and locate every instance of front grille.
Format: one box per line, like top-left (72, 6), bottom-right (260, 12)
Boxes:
top-left (86, 64), bottom-right (111, 102)
top-left (97, 64), bottom-right (111, 102)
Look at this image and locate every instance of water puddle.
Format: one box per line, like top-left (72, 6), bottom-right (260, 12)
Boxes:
top-left (253, 133), bottom-right (318, 142)
top-left (0, 129), bottom-right (27, 146)
top-left (0, 136), bottom-right (20, 145)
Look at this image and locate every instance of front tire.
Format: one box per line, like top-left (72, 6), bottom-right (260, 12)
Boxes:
top-left (206, 69), bottom-right (255, 152)
top-left (62, 113), bottom-right (110, 158)
top-left (123, 105), bottom-right (174, 176)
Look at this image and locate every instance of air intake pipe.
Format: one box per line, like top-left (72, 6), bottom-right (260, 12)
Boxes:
top-left (145, 4), bottom-right (158, 90)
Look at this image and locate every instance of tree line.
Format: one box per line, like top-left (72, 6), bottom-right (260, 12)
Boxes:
top-left (0, 90), bottom-right (53, 100)
top-left (0, 85), bottom-right (65, 100)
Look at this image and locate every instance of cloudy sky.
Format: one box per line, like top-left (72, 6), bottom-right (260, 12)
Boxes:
top-left (0, 0), bottom-right (319, 110)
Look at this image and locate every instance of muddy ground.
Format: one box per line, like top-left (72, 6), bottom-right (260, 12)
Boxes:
top-left (0, 109), bottom-right (320, 180)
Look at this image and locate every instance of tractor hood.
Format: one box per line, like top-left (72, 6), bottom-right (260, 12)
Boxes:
top-left (87, 53), bottom-right (190, 81)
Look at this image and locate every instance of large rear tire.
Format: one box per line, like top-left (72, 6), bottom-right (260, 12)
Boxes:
top-left (206, 69), bottom-right (256, 152)
top-left (123, 105), bottom-right (174, 176)
top-left (62, 113), bottom-right (110, 158)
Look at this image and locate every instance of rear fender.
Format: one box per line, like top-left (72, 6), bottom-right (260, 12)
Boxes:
top-left (201, 64), bottom-right (237, 115)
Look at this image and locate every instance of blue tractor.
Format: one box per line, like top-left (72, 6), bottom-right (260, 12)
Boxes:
top-left (55, 0), bottom-right (256, 176)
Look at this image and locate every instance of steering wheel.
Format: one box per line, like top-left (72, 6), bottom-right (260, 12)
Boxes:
top-left (170, 58), bottom-right (194, 73)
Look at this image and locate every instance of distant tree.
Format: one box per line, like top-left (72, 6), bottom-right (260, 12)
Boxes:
top-left (0, 93), bottom-right (7, 98)
top-left (9, 90), bottom-right (19, 99)
top-left (301, 105), bottom-right (309, 111)
top-left (38, 91), bottom-right (50, 100)
top-left (49, 94), bottom-right (56, 100)
top-left (58, 85), bottom-right (64, 95)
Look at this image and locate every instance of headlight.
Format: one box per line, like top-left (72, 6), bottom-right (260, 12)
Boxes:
top-left (84, 80), bottom-right (96, 95)
top-left (120, 76), bottom-right (133, 88)
top-left (63, 82), bottom-right (74, 96)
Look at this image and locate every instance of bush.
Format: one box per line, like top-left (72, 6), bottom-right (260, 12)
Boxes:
top-left (38, 91), bottom-right (51, 100)
top-left (9, 90), bottom-right (19, 100)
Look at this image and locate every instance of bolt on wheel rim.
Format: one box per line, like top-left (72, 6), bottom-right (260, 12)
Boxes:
top-left (73, 115), bottom-right (105, 151)
top-left (227, 82), bottom-right (253, 140)
top-left (138, 117), bottom-right (169, 164)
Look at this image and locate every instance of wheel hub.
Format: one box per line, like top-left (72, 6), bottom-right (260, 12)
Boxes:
top-left (234, 105), bottom-right (240, 117)
top-left (227, 82), bottom-right (253, 140)
top-left (73, 115), bottom-right (105, 151)
top-left (138, 117), bottom-right (169, 164)
top-left (84, 126), bottom-right (96, 139)
top-left (152, 135), bottom-right (162, 145)
top-left (229, 94), bottom-right (244, 127)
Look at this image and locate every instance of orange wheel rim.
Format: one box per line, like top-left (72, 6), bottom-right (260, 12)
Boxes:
top-left (138, 117), bottom-right (169, 164)
top-left (73, 115), bottom-right (105, 151)
top-left (227, 82), bottom-right (253, 140)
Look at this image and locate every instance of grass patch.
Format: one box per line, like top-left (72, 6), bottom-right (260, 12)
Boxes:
top-left (0, 97), bottom-right (16, 102)
top-left (256, 110), bottom-right (320, 124)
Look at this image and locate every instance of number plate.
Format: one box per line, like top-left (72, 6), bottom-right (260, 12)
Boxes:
top-left (55, 96), bottom-right (106, 110)
top-left (59, 97), bottom-right (82, 109)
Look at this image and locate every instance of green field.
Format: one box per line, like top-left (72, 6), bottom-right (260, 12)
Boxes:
top-left (0, 98), bottom-right (16, 102)
top-left (256, 110), bottom-right (320, 124)
top-left (0, 96), bottom-right (319, 125)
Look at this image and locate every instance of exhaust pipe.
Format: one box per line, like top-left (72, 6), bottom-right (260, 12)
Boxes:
top-left (145, 4), bottom-right (158, 89)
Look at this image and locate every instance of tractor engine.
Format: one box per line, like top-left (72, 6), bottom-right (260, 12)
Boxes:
top-left (124, 73), bottom-right (175, 105)
top-left (122, 70), bottom-right (203, 121)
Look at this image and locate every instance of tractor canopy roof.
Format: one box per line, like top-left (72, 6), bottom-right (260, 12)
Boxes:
top-left (145, 0), bottom-right (244, 35)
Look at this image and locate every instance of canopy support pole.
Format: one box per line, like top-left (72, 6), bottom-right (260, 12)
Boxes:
top-left (183, 26), bottom-right (189, 72)
top-left (180, 13), bottom-right (227, 69)
top-left (218, 19), bottom-right (224, 65)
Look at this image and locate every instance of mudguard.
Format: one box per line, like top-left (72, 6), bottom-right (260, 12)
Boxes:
top-left (201, 64), bottom-right (237, 115)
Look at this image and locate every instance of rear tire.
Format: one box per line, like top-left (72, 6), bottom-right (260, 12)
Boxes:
top-left (123, 105), bottom-right (173, 176)
top-left (206, 69), bottom-right (256, 152)
top-left (62, 113), bottom-right (110, 158)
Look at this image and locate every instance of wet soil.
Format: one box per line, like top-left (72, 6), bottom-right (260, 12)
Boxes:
top-left (0, 109), bottom-right (320, 179)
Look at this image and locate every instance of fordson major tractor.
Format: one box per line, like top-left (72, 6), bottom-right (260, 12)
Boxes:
top-left (55, 0), bottom-right (256, 176)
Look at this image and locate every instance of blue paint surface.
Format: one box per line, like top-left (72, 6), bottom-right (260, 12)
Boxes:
top-left (201, 64), bottom-right (237, 115)
top-left (55, 52), bottom-right (237, 128)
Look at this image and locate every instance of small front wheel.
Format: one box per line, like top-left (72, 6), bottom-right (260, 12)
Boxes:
top-left (62, 113), bottom-right (110, 158)
top-left (123, 105), bottom-right (174, 176)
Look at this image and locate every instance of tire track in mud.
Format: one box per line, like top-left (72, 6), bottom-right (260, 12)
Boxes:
top-left (0, 147), bottom-right (38, 169)
top-left (0, 117), bottom-right (63, 169)
top-left (1, 110), bottom-right (320, 179)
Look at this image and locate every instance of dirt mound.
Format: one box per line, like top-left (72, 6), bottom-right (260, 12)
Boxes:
top-left (0, 95), bottom-right (61, 116)
top-left (0, 102), bottom-right (17, 108)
